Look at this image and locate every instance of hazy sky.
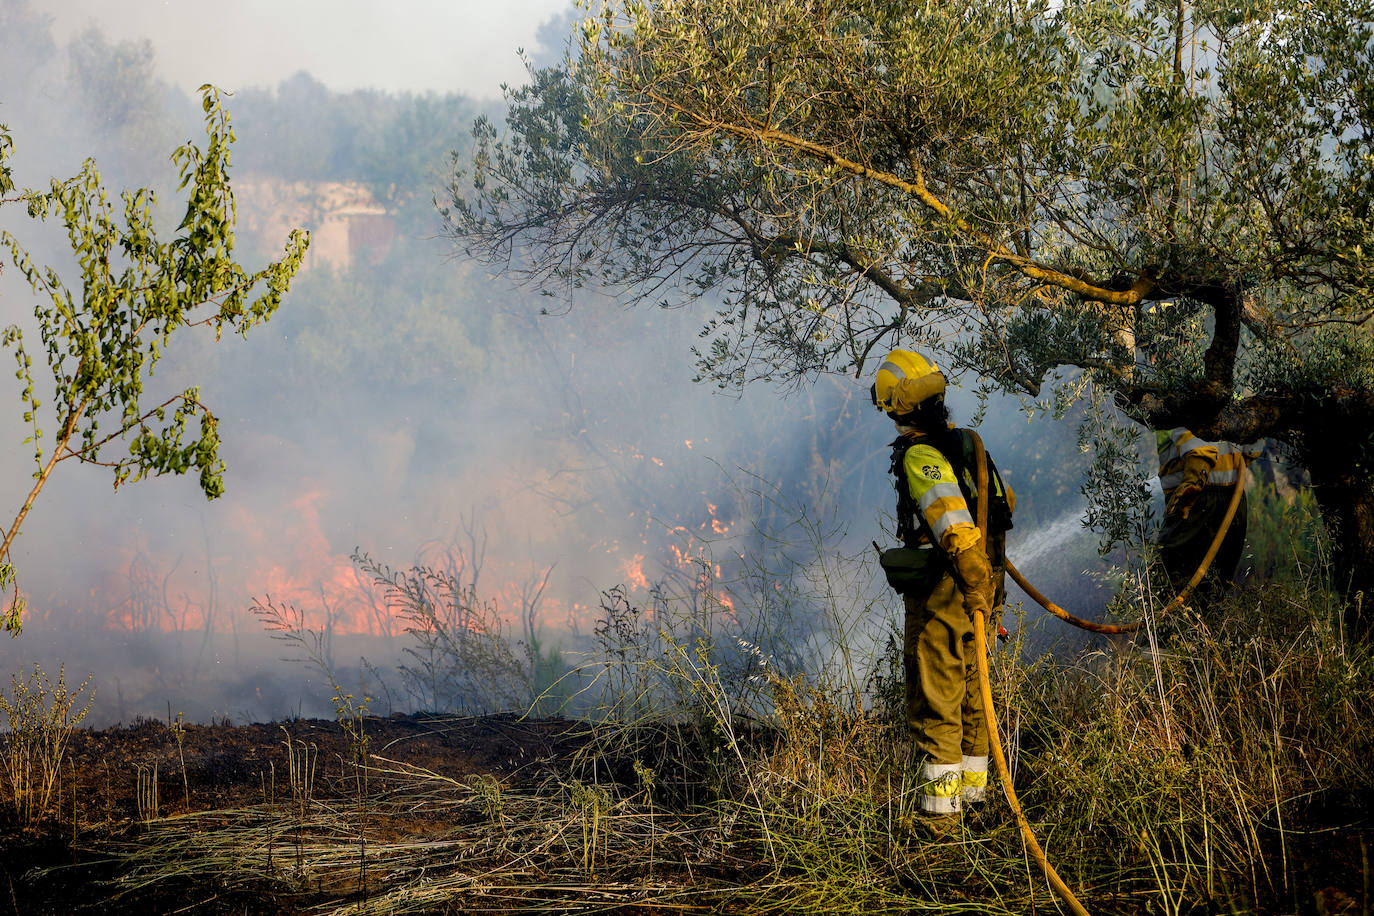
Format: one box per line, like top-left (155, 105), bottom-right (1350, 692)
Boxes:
top-left (46, 0), bottom-right (575, 97)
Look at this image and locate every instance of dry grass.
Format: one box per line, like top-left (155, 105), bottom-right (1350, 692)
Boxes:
top-left (9, 489), bottom-right (1372, 913)
top-left (53, 571), bottom-right (1369, 915)
top-left (0, 663), bottom-right (93, 825)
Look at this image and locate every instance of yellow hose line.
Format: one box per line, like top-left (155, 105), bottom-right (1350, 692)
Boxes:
top-left (1006, 462), bottom-right (1248, 634)
top-left (960, 437), bottom-right (1247, 915)
top-left (974, 609), bottom-right (1091, 916)
top-left (1005, 561), bottom-right (1138, 634)
top-left (968, 432), bottom-right (1092, 916)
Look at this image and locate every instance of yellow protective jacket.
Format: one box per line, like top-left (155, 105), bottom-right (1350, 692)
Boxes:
top-left (894, 431), bottom-right (1013, 616)
top-left (902, 441), bottom-right (982, 554)
top-left (897, 434), bottom-right (1012, 549)
top-left (1155, 428), bottom-right (1248, 503)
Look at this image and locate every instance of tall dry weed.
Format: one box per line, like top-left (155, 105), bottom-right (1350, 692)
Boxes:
top-left (0, 663), bottom-right (94, 825)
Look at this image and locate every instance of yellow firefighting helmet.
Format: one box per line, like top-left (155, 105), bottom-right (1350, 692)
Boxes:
top-left (871, 349), bottom-right (946, 416)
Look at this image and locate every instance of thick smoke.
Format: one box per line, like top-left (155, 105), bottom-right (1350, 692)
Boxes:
top-left (0, 2), bottom-right (1106, 727)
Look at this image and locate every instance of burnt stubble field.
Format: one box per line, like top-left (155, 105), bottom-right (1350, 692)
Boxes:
top-left (2, 714), bottom-right (598, 915)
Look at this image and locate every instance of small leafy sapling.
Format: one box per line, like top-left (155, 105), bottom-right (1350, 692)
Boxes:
top-left (0, 85), bottom-right (309, 633)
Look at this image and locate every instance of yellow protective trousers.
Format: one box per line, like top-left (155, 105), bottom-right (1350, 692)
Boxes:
top-left (903, 560), bottom-right (1004, 812)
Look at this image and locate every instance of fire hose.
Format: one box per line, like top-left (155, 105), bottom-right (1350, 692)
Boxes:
top-left (967, 430), bottom-right (1092, 916)
top-left (964, 435), bottom-right (1246, 916)
top-left (1006, 458), bottom-right (1249, 635)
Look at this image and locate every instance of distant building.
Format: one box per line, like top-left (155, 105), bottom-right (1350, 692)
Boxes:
top-left (233, 177), bottom-right (398, 272)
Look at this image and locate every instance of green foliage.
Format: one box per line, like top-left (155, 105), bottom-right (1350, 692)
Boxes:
top-left (1243, 477), bottom-right (1325, 586)
top-left (1017, 581), bottom-right (1374, 913)
top-left (350, 551), bottom-right (534, 715)
top-left (457, 0), bottom-right (1361, 383)
top-left (0, 85), bottom-right (309, 633)
top-left (0, 125), bottom-right (12, 198)
top-left (1077, 386), bottom-right (1154, 557)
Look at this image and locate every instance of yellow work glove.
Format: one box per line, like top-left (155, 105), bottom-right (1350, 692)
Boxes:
top-left (951, 543), bottom-right (995, 622)
top-left (1166, 454), bottom-right (1212, 519)
top-left (1166, 483), bottom-right (1202, 519)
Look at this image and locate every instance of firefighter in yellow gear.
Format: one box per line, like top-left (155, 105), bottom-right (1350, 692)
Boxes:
top-left (872, 350), bottom-right (1013, 818)
top-left (1156, 428), bottom-right (1250, 609)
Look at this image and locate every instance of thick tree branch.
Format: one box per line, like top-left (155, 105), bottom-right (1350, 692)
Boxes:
top-left (1128, 387), bottom-right (1283, 442)
top-left (1123, 379), bottom-right (1374, 447)
top-left (649, 93), bottom-right (1157, 307)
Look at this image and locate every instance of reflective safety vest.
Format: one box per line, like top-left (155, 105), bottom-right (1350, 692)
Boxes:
top-left (1156, 428), bottom-right (1248, 498)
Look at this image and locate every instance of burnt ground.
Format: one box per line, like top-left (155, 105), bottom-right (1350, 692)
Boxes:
top-left (2, 714), bottom-right (1370, 915)
top-left (1, 713), bottom-right (599, 915)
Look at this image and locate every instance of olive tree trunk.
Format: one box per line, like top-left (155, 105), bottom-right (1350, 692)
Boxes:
top-left (1303, 450), bottom-right (1374, 636)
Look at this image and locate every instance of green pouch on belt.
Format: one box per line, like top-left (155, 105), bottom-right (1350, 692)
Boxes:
top-left (878, 545), bottom-right (943, 595)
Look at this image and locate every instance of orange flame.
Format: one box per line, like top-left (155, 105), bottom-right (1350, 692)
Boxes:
top-left (623, 554), bottom-right (650, 590)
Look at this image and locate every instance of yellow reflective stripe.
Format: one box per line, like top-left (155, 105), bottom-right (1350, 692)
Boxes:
top-left (922, 768), bottom-right (963, 798)
top-left (1160, 428), bottom-right (1219, 466)
top-left (1178, 438), bottom-right (1216, 458)
top-left (1162, 443), bottom-right (1246, 492)
top-left (928, 777), bottom-right (962, 798)
top-left (960, 755), bottom-right (989, 802)
top-left (1205, 449), bottom-right (1246, 486)
top-left (1214, 448), bottom-right (1246, 469)
top-left (920, 765), bottom-right (963, 813)
top-left (1159, 429), bottom-right (1256, 497)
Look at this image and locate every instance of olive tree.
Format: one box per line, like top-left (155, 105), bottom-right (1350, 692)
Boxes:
top-left (444, 0), bottom-right (1374, 606)
top-left (0, 86), bottom-right (309, 632)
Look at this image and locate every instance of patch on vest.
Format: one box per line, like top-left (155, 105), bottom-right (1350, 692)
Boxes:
top-left (921, 464), bottom-right (943, 480)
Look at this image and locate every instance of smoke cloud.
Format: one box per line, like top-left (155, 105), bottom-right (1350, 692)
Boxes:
top-left (0, 1), bottom-right (1104, 727)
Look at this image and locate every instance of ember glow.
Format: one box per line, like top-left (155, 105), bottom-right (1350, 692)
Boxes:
top-left (623, 555), bottom-right (650, 590)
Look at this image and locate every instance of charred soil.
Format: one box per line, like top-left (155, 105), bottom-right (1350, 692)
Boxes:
top-left (2, 713), bottom-right (595, 915)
